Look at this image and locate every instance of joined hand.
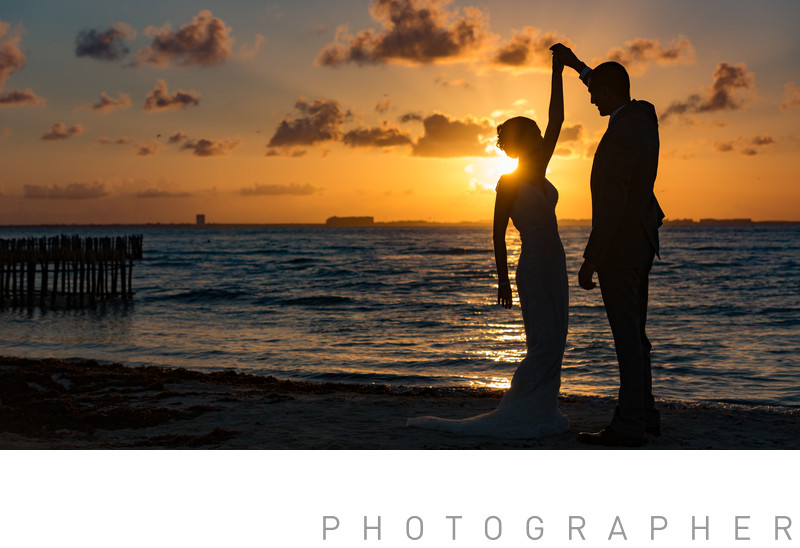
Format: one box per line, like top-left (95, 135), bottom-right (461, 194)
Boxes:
top-left (578, 259), bottom-right (597, 290)
top-left (550, 43), bottom-right (581, 71)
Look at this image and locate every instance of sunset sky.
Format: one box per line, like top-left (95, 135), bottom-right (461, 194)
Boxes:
top-left (1, 0), bottom-right (798, 224)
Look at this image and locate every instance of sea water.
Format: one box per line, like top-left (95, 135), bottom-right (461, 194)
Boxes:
top-left (1, 224), bottom-right (798, 407)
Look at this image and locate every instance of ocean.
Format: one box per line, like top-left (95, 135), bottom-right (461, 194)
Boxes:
top-left (1, 224), bottom-right (798, 408)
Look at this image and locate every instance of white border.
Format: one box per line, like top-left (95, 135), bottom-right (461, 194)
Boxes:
top-left (2, 450), bottom-right (797, 547)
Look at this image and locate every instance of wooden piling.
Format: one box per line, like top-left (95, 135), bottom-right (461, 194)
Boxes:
top-left (0, 234), bottom-right (143, 309)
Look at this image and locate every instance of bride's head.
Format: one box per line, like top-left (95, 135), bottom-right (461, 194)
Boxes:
top-left (496, 117), bottom-right (542, 159)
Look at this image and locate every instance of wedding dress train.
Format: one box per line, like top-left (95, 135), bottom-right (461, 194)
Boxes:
top-left (408, 179), bottom-right (569, 438)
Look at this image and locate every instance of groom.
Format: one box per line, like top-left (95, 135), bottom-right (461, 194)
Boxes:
top-left (551, 43), bottom-right (665, 447)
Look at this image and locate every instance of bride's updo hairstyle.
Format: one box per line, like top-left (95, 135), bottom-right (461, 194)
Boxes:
top-left (496, 116), bottom-right (542, 157)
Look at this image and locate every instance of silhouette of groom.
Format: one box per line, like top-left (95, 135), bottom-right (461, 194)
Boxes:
top-left (552, 43), bottom-right (665, 447)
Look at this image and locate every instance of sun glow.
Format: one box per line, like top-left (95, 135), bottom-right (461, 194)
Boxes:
top-left (494, 154), bottom-right (519, 175)
top-left (483, 144), bottom-right (519, 176)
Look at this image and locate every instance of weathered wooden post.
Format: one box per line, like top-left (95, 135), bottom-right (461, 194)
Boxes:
top-left (40, 237), bottom-right (48, 306)
top-left (0, 241), bottom-right (6, 307)
top-left (70, 237), bottom-right (78, 306)
top-left (26, 239), bottom-right (35, 306)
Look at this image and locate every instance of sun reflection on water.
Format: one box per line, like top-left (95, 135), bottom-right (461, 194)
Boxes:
top-left (465, 376), bottom-right (511, 389)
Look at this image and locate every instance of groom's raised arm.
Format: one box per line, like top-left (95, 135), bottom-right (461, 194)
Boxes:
top-left (550, 44), bottom-right (592, 86)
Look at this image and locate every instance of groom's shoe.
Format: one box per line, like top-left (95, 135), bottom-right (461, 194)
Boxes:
top-left (646, 425), bottom-right (661, 437)
top-left (577, 427), bottom-right (646, 448)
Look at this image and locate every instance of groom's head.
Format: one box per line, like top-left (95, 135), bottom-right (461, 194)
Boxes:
top-left (587, 62), bottom-right (630, 116)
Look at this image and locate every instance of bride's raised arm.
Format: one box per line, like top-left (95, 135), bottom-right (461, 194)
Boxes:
top-left (540, 51), bottom-right (564, 167)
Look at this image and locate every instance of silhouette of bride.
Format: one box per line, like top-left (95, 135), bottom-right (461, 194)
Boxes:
top-left (408, 50), bottom-right (569, 438)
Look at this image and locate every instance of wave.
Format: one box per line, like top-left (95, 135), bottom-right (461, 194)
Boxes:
top-left (426, 247), bottom-right (491, 255)
top-left (315, 268), bottom-right (358, 278)
top-left (757, 306), bottom-right (800, 315)
top-left (694, 245), bottom-right (727, 251)
top-left (296, 368), bottom-right (502, 388)
top-left (301, 371), bottom-right (438, 385)
top-left (146, 260), bottom-right (195, 268)
top-left (148, 288), bottom-right (250, 303)
top-left (712, 397), bottom-right (800, 409)
top-left (241, 248), bottom-right (292, 256)
top-left (278, 295), bottom-right (355, 307)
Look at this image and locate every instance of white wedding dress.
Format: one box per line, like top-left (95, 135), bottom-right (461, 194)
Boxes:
top-left (408, 178), bottom-right (569, 438)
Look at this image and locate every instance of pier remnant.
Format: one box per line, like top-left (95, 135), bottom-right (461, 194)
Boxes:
top-left (0, 235), bottom-right (143, 308)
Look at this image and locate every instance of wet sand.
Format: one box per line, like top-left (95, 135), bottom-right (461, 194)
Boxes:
top-left (1, 356), bottom-right (797, 449)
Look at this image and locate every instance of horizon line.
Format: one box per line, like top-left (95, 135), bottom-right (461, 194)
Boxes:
top-left (1, 218), bottom-right (800, 229)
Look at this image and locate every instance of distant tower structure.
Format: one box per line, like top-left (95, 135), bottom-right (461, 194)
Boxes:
top-left (196, 214), bottom-right (206, 226)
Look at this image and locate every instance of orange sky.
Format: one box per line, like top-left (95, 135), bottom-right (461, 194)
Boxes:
top-left (1, 0), bottom-right (799, 224)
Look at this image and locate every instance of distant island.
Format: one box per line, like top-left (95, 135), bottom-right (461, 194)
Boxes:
top-left (325, 216), bottom-right (375, 226)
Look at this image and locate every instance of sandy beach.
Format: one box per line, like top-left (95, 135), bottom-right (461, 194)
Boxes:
top-left (0, 356), bottom-right (797, 449)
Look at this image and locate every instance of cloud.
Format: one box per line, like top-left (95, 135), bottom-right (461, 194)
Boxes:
top-left (605, 35), bottom-right (696, 74)
top-left (239, 183), bottom-right (320, 196)
top-left (0, 88), bottom-right (45, 107)
top-left (664, 117), bottom-right (728, 129)
top-left (559, 124), bottom-right (583, 142)
top-left (751, 135), bottom-right (774, 146)
top-left (714, 135), bottom-right (775, 155)
top-left (41, 122), bottom-right (84, 141)
top-left (740, 135), bottom-right (775, 155)
top-left (662, 62), bottom-right (756, 121)
top-left (95, 136), bottom-right (134, 145)
top-left (781, 83), bottom-right (800, 111)
top-left (316, 0), bottom-right (492, 67)
top-left (168, 131), bottom-right (189, 143)
top-left (143, 79), bottom-right (200, 112)
top-left (343, 125), bottom-right (413, 148)
top-left (411, 113), bottom-right (493, 157)
top-left (24, 182), bottom-right (109, 200)
top-left (137, 140), bottom-right (160, 156)
top-left (1, 20), bottom-right (45, 106)
top-left (181, 137), bottom-right (242, 157)
top-left (265, 149), bottom-right (307, 158)
top-left (0, 20), bottom-right (27, 88)
top-left (240, 33), bottom-right (264, 60)
top-left (135, 189), bottom-right (193, 198)
top-left (491, 27), bottom-right (572, 70)
top-left (75, 23), bottom-right (136, 61)
top-left (134, 10), bottom-right (233, 67)
top-left (435, 75), bottom-right (475, 89)
top-left (376, 96), bottom-right (391, 113)
top-left (400, 112), bottom-right (424, 123)
top-left (77, 91), bottom-right (131, 113)
top-left (265, 97), bottom-right (512, 158)
top-left (267, 97), bottom-right (352, 149)
top-left (715, 141), bottom-right (735, 153)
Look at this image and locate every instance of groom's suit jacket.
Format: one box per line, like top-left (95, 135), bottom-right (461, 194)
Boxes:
top-left (584, 99), bottom-right (665, 270)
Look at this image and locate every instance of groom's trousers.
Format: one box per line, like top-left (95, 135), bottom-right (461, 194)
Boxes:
top-left (597, 259), bottom-right (659, 438)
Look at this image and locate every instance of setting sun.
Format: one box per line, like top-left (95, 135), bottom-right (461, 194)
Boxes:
top-left (491, 150), bottom-right (520, 176)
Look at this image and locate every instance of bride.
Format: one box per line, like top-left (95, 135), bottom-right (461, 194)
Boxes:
top-left (408, 50), bottom-right (569, 438)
